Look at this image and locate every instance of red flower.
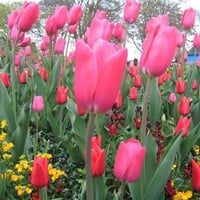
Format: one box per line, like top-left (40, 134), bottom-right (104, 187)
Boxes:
top-left (30, 157), bottom-right (49, 188)
top-left (39, 67), bottom-right (48, 81)
top-left (56, 86), bottom-right (69, 104)
top-left (192, 159), bottom-right (200, 192)
top-left (133, 74), bottom-right (142, 88)
top-left (192, 79), bottom-right (198, 90)
top-left (174, 116), bottom-right (192, 137)
top-left (108, 124), bottom-right (118, 135)
top-left (114, 138), bottom-right (146, 183)
top-left (176, 79), bottom-right (186, 94)
top-left (129, 87), bottom-right (138, 100)
top-left (91, 135), bottom-right (105, 176)
top-left (178, 96), bottom-right (190, 116)
top-left (0, 73), bottom-right (10, 87)
top-left (18, 71), bottom-right (27, 84)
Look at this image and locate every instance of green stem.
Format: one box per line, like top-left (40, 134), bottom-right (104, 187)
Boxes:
top-left (34, 113), bottom-right (39, 155)
top-left (59, 105), bottom-right (64, 135)
top-left (39, 187), bottom-right (48, 200)
top-left (120, 181), bottom-right (126, 200)
top-left (86, 112), bottom-right (96, 200)
top-left (141, 76), bottom-right (152, 145)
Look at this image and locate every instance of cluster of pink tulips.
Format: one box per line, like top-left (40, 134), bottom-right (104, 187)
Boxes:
top-left (1, 0), bottom-right (200, 199)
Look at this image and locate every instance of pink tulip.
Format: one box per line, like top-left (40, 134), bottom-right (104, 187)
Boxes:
top-left (17, 2), bottom-right (40, 32)
top-left (193, 34), bottom-right (200, 48)
top-left (19, 36), bottom-right (31, 47)
top-left (178, 96), bottom-right (190, 116)
top-left (85, 13), bottom-right (113, 47)
top-left (140, 25), bottom-right (177, 77)
top-left (67, 5), bottom-right (82, 25)
top-left (0, 73), bottom-right (10, 87)
top-left (54, 5), bottom-right (68, 29)
top-left (146, 14), bottom-right (169, 33)
top-left (181, 7), bottom-right (196, 29)
top-left (168, 92), bottom-right (176, 103)
top-left (45, 15), bottom-right (58, 36)
top-left (74, 39), bottom-right (127, 113)
top-left (114, 138), bottom-right (146, 183)
top-left (68, 22), bottom-right (78, 34)
top-left (192, 80), bottom-right (198, 90)
top-left (176, 30), bottom-right (185, 48)
top-left (55, 37), bottom-right (66, 55)
top-left (123, 0), bottom-right (141, 24)
top-left (112, 22), bottom-right (126, 42)
top-left (32, 96), bottom-right (44, 112)
top-left (129, 87), bottom-right (138, 100)
top-left (7, 10), bottom-right (19, 28)
top-left (25, 46), bottom-right (32, 56)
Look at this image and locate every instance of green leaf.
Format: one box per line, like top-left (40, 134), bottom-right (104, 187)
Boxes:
top-left (143, 134), bottom-right (182, 200)
top-left (149, 78), bottom-right (161, 125)
top-left (93, 176), bottom-right (107, 200)
top-left (0, 82), bottom-right (16, 132)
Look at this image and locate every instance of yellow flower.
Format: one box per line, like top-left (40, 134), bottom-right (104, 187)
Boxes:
top-left (2, 153), bottom-right (12, 160)
top-left (15, 164), bottom-right (23, 173)
top-left (48, 166), bottom-right (65, 182)
top-left (172, 164), bottom-right (177, 170)
top-left (0, 120), bottom-right (7, 129)
top-left (193, 145), bottom-right (200, 156)
top-left (38, 153), bottom-right (52, 159)
top-left (25, 186), bottom-right (32, 194)
top-left (0, 132), bottom-right (7, 141)
top-left (2, 142), bottom-right (14, 152)
top-left (11, 174), bottom-right (19, 182)
top-left (15, 185), bottom-right (24, 196)
top-left (173, 190), bottom-right (192, 200)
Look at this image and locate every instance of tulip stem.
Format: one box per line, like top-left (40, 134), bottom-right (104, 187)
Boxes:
top-left (59, 105), bottom-right (64, 135)
top-left (34, 113), bottom-right (39, 155)
top-left (141, 76), bottom-right (152, 145)
top-left (120, 181), bottom-right (126, 200)
top-left (86, 112), bottom-right (96, 200)
top-left (39, 187), bottom-right (48, 200)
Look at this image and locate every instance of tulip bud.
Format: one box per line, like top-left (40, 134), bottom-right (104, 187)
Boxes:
top-left (18, 71), bottom-right (27, 84)
top-left (32, 96), bottom-right (44, 112)
top-left (129, 87), bottom-right (138, 100)
top-left (56, 86), bottom-right (69, 104)
top-left (55, 37), bottom-right (66, 55)
top-left (178, 96), bottom-right (190, 116)
top-left (192, 159), bottom-right (200, 192)
top-left (176, 80), bottom-right (186, 94)
top-left (168, 92), bottom-right (176, 103)
top-left (67, 5), bottom-right (82, 25)
top-left (0, 73), bottom-right (10, 87)
top-left (181, 7), bottom-right (196, 29)
top-left (30, 156), bottom-right (49, 188)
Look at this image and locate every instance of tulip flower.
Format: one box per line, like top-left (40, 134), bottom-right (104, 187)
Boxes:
top-left (30, 156), bottom-right (49, 188)
top-left (85, 12), bottom-right (113, 47)
top-left (39, 67), bottom-right (48, 81)
top-left (168, 92), bottom-right (176, 103)
top-left (18, 71), bottom-right (27, 84)
top-left (140, 25), bottom-right (177, 77)
top-left (45, 15), bottom-right (58, 36)
top-left (192, 159), bottom-right (200, 192)
top-left (7, 10), bottom-right (19, 28)
top-left (176, 80), bottom-right (186, 94)
top-left (133, 74), bottom-right (142, 88)
top-left (123, 0), bottom-right (141, 24)
top-left (174, 116), bottom-right (192, 137)
top-left (178, 96), bottom-right (190, 116)
top-left (32, 96), bottom-right (44, 112)
top-left (181, 7), bottom-right (196, 29)
top-left (74, 39), bottom-right (127, 113)
top-left (67, 5), bottom-right (82, 25)
top-left (192, 80), bottom-right (198, 90)
top-left (25, 45), bottom-right (32, 56)
top-left (112, 22), bottom-right (126, 42)
top-left (177, 65), bottom-right (182, 78)
top-left (114, 138), bottom-right (146, 183)
top-left (146, 14), bottom-right (169, 33)
top-left (108, 124), bottom-right (118, 135)
top-left (56, 86), bottom-right (69, 104)
top-left (17, 2), bottom-right (40, 32)
top-left (115, 91), bottom-right (122, 109)
top-left (193, 34), bottom-right (200, 48)
top-left (0, 73), bottom-right (10, 87)
top-left (176, 30), bottom-right (185, 48)
top-left (68, 22), bottom-right (78, 34)
top-left (54, 5), bottom-right (68, 30)
top-left (55, 37), bottom-right (66, 55)
top-left (91, 135), bottom-right (105, 176)
top-left (129, 61), bottom-right (138, 77)
top-left (129, 87), bottom-right (138, 100)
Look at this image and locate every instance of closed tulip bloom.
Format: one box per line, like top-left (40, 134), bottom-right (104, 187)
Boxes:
top-left (30, 156), bottom-right (49, 188)
top-left (140, 25), bottom-right (177, 77)
top-left (25, 45), bottom-right (32, 56)
top-left (176, 80), bottom-right (186, 94)
top-left (0, 73), bottom-right (10, 87)
top-left (176, 30), bottom-right (185, 48)
top-left (91, 135), bottom-right (105, 176)
top-left (115, 91), bottom-right (122, 108)
top-left (114, 138), bottom-right (146, 183)
top-left (129, 87), bottom-right (138, 100)
top-left (146, 14), bottom-right (169, 33)
top-left (56, 86), bottom-right (69, 104)
top-left (17, 2), bottom-right (40, 32)
top-left (68, 22), bottom-right (78, 34)
top-left (67, 5), bottom-right (82, 25)
top-left (178, 96), bottom-right (190, 115)
top-left (133, 74), bottom-right (142, 88)
top-left (32, 96), bottom-right (44, 112)
top-left (45, 15), bottom-right (58, 36)
top-left (192, 159), bottom-right (200, 192)
top-left (168, 92), bottom-right (176, 103)
top-left (54, 5), bottom-right (68, 30)
top-left (18, 71), bottom-right (26, 84)
top-left (192, 80), bottom-right (198, 90)
top-left (174, 116), bottom-right (192, 137)
top-left (123, 0), bottom-right (141, 24)
top-left (74, 39), bottom-right (127, 113)
top-left (193, 34), bottom-right (200, 48)
top-left (181, 8), bottom-right (196, 29)
top-left (85, 13), bottom-right (113, 47)
top-left (112, 22), bottom-right (126, 42)
top-left (19, 36), bottom-right (31, 47)
top-left (39, 67), bottom-right (48, 81)
top-left (129, 61), bottom-right (138, 77)
top-left (7, 10), bottom-right (19, 28)
top-left (55, 37), bottom-right (66, 55)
